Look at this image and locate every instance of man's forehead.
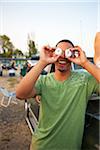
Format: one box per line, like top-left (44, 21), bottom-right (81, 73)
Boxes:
top-left (57, 42), bottom-right (73, 50)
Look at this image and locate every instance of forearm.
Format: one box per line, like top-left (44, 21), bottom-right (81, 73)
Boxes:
top-left (94, 32), bottom-right (100, 65)
top-left (16, 60), bottom-right (47, 99)
top-left (81, 60), bottom-right (100, 82)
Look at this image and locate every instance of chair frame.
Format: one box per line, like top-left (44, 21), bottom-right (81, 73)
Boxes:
top-left (0, 87), bottom-right (17, 107)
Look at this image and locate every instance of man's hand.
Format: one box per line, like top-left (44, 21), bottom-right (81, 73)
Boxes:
top-left (40, 45), bottom-right (60, 65)
top-left (67, 46), bottom-right (88, 67)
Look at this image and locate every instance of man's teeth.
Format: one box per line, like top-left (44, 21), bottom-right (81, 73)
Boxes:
top-left (59, 60), bottom-right (66, 64)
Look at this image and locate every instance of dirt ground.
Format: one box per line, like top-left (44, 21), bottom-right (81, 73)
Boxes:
top-left (0, 71), bottom-right (32, 150)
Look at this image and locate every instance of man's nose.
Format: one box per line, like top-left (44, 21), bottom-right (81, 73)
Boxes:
top-left (60, 51), bottom-right (65, 58)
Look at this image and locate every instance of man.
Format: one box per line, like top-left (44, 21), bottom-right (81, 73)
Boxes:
top-left (16, 39), bottom-right (100, 150)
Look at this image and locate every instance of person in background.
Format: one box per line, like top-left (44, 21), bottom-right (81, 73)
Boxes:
top-left (20, 63), bottom-right (27, 78)
top-left (27, 60), bottom-right (34, 72)
top-left (8, 61), bottom-right (17, 77)
top-left (94, 32), bottom-right (100, 67)
top-left (0, 64), bottom-right (3, 76)
top-left (27, 60), bottom-right (48, 75)
top-left (16, 39), bottom-right (100, 150)
top-left (11, 61), bottom-right (17, 70)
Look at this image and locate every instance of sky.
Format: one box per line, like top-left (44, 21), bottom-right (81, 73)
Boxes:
top-left (0, 0), bottom-right (100, 57)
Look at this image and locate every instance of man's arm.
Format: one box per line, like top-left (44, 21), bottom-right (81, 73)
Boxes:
top-left (94, 32), bottom-right (100, 67)
top-left (81, 60), bottom-right (100, 82)
top-left (16, 60), bottom-right (47, 99)
top-left (16, 46), bottom-right (59, 99)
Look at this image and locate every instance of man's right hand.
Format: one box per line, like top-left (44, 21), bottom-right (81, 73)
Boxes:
top-left (40, 45), bottom-right (60, 65)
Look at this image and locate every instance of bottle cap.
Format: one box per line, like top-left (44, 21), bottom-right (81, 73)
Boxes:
top-left (65, 49), bottom-right (72, 58)
top-left (55, 48), bottom-right (62, 56)
top-left (74, 51), bottom-right (79, 57)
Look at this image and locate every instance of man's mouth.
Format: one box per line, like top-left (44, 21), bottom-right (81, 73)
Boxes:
top-left (58, 60), bottom-right (67, 65)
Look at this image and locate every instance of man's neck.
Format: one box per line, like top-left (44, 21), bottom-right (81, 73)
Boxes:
top-left (54, 70), bottom-right (71, 81)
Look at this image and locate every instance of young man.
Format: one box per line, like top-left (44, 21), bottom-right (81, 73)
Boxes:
top-left (16, 40), bottom-right (100, 150)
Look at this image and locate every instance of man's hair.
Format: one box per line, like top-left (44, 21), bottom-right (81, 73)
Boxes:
top-left (56, 39), bottom-right (74, 47)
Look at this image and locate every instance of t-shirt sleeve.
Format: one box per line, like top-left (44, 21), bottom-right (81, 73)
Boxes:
top-left (35, 75), bottom-right (43, 95)
top-left (86, 72), bottom-right (100, 95)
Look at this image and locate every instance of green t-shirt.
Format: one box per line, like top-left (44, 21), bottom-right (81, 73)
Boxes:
top-left (32, 71), bottom-right (99, 150)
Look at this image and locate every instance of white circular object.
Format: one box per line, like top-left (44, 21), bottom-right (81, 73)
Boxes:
top-left (55, 48), bottom-right (62, 56)
top-left (74, 51), bottom-right (79, 58)
top-left (65, 49), bottom-right (72, 58)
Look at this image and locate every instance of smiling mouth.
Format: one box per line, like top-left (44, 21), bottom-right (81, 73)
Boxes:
top-left (58, 60), bottom-right (67, 65)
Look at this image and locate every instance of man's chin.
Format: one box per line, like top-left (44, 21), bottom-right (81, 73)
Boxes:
top-left (58, 69), bottom-right (67, 72)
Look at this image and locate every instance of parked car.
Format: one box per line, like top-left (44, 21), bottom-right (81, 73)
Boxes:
top-left (0, 64), bottom-right (3, 76)
top-left (24, 57), bottom-right (100, 149)
top-left (72, 58), bottom-right (100, 149)
top-left (82, 93), bottom-right (100, 149)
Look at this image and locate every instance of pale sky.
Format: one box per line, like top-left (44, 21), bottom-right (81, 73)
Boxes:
top-left (0, 0), bottom-right (100, 56)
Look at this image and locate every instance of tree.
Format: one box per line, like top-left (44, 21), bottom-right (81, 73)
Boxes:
top-left (27, 34), bottom-right (38, 57)
top-left (0, 35), bottom-right (14, 57)
top-left (13, 49), bottom-right (24, 57)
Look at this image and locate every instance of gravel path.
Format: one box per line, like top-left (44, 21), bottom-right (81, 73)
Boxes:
top-left (0, 75), bottom-right (31, 150)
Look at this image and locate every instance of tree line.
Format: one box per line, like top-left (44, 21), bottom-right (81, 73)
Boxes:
top-left (0, 35), bottom-right (38, 58)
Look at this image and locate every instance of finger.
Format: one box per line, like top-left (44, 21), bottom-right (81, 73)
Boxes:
top-left (53, 55), bottom-right (60, 61)
top-left (70, 46), bottom-right (80, 51)
top-left (83, 51), bottom-right (86, 54)
top-left (44, 46), bottom-right (50, 51)
top-left (44, 46), bottom-right (55, 53)
top-left (67, 57), bottom-right (76, 62)
top-left (50, 47), bottom-right (55, 52)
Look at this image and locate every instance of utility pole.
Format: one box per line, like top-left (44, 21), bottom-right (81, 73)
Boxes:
top-left (97, 0), bottom-right (100, 31)
top-left (80, 20), bottom-right (83, 46)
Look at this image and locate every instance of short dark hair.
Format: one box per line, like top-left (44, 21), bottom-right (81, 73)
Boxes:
top-left (56, 39), bottom-right (74, 47)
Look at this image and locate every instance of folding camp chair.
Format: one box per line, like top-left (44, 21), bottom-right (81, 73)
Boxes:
top-left (0, 87), bottom-right (17, 107)
top-left (24, 99), bottom-right (39, 134)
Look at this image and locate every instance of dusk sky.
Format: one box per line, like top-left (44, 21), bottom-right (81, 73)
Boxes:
top-left (0, 0), bottom-right (100, 56)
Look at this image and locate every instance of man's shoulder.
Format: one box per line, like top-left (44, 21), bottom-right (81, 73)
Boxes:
top-left (72, 70), bottom-right (97, 83)
top-left (39, 73), bottom-right (53, 80)
top-left (72, 70), bottom-right (90, 77)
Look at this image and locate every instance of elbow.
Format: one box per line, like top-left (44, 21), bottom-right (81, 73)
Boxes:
top-left (16, 95), bottom-right (25, 100)
top-left (16, 89), bottom-right (25, 100)
top-left (16, 94), bottom-right (24, 100)
top-left (96, 77), bottom-right (100, 83)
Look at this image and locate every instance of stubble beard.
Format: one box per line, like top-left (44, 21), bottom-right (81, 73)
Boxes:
top-left (58, 68), bottom-right (67, 72)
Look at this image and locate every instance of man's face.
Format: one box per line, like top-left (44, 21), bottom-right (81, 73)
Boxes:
top-left (54, 42), bottom-right (73, 73)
